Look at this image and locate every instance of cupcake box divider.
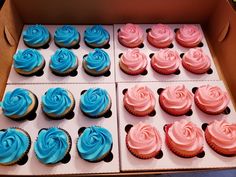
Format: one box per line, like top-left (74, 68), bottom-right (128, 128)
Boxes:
top-left (0, 83), bottom-right (119, 175)
top-left (117, 81), bottom-right (236, 172)
top-left (7, 25), bottom-right (115, 84)
top-left (114, 24), bottom-right (220, 83)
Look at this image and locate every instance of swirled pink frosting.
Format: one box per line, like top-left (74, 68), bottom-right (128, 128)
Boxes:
top-left (167, 119), bottom-right (204, 154)
top-left (194, 85), bottom-right (229, 113)
top-left (124, 85), bottom-right (155, 113)
top-left (160, 85), bottom-right (193, 115)
top-left (127, 122), bottom-right (162, 156)
top-left (148, 24), bottom-right (174, 48)
top-left (182, 48), bottom-right (211, 74)
top-left (151, 49), bottom-right (180, 74)
top-left (118, 24), bottom-right (144, 48)
top-left (206, 119), bottom-right (236, 154)
top-left (120, 48), bottom-right (147, 73)
top-left (176, 25), bottom-right (203, 47)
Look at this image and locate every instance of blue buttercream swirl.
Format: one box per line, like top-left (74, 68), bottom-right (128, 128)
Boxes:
top-left (0, 128), bottom-right (30, 165)
top-left (85, 49), bottom-right (110, 71)
top-left (42, 88), bottom-right (72, 115)
top-left (13, 49), bottom-right (43, 72)
top-left (50, 48), bottom-right (77, 72)
top-left (77, 126), bottom-right (112, 161)
top-left (34, 127), bottom-right (69, 164)
top-left (23, 24), bottom-right (50, 46)
top-left (84, 25), bottom-right (109, 45)
top-left (2, 88), bottom-right (32, 116)
top-left (80, 88), bottom-right (110, 117)
top-left (54, 25), bottom-right (79, 45)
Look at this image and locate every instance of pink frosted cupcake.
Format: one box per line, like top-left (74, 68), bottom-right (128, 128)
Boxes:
top-left (176, 25), bottom-right (203, 48)
top-left (165, 119), bottom-right (204, 158)
top-left (151, 49), bottom-right (181, 75)
top-left (119, 48), bottom-right (147, 75)
top-left (126, 122), bottom-right (162, 159)
top-left (147, 24), bottom-right (174, 48)
top-left (194, 85), bottom-right (229, 115)
top-left (118, 24), bottom-right (144, 48)
top-left (159, 85), bottom-right (193, 116)
top-left (182, 48), bottom-right (211, 74)
top-left (123, 85), bottom-right (155, 116)
top-left (205, 119), bottom-right (236, 156)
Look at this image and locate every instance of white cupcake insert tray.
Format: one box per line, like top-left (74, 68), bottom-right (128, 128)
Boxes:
top-left (0, 84), bottom-right (119, 175)
top-left (117, 81), bottom-right (236, 172)
top-left (7, 25), bottom-right (115, 84)
top-left (114, 24), bottom-right (220, 83)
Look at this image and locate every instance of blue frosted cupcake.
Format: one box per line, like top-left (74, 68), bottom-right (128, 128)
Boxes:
top-left (77, 126), bottom-right (113, 162)
top-left (54, 25), bottom-right (80, 48)
top-left (13, 49), bottom-right (45, 76)
top-left (34, 127), bottom-right (71, 164)
top-left (84, 25), bottom-right (110, 48)
top-left (50, 48), bottom-right (78, 76)
top-left (41, 87), bottom-right (75, 119)
top-left (0, 128), bottom-right (31, 165)
top-left (23, 24), bottom-right (50, 48)
top-left (83, 49), bottom-right (110, 76)
top-left (80, 88), bottom-right (112, 118)
top-left (1, 88), bottom-right (38, 121)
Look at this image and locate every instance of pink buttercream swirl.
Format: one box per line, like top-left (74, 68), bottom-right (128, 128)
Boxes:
top-left (182, 48), bottom-right (211, 74)
top-left (127, 122), bottom-right (162, 156)
top-left (148, 24), bottom-right (174, 48)
top-left (160, 85), bottom-right (193, 115)
top-left (151, 49), bottom-right (180, 74)
top-left (176, 25), bottom-right (203, 47)
top-left (124, 85), bottom-right (155, 113)
top-left (195, 85), bottom-right (229, 113)
top-left (118, 23), bottom-right (144, 48)
top-left (120, 48), bottom-right (147, 72)
top-left (206, 119), bottom-right (236, 154)
top-left (167, 119), bottom-right (204, 154)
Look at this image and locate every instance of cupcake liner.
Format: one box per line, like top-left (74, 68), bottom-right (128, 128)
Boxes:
top-left (7, 92), bottom-right (39, 121)
top-left (42, 90), bottom-right (75, 120)
top-left (125, 135), bottom-right (160, 159)
top-left (82, 59), bottom-right (110, 76)
top-left (124, 102), bottom-right (154, 117)
top-left (50, 58), bottom-right (78, 76)
top-left (205, 128), bottom-right (236, 157)
top-left (0, 127), bottom-right (31, 166)
top-left (194, 94), bottom-right (224, 115)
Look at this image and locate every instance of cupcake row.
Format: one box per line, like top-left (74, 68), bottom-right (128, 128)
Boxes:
top-left (119, 47), bottom-right (212, 75)
top-left (0, 87), bottom-right (112, 121)
top-left (125, 119), bottom-right (236, 159)
top-left (13, 48), bottom-right (111, 77)
top-left (0, 126), bottom-right (113, 166)
top-left (118, 24), bottom-right (203, 48)
top-left (123, 84), bottom-right (230, 116)
top-left (23, 25), bottom-right (110, 49)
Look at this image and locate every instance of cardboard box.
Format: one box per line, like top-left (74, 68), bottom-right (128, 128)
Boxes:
top-left (0, 0), bottom-right (236, 175)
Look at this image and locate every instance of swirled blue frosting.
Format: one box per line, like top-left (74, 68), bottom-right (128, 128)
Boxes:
top-left (77, 126), bottom-right (112, 161)
top-left (2, 88), bottom-right (32, 116)
top-left (54, 25), bottom-right (79, 46)
top-left (85, 49), bottom-right (110, 71)
top-left (0, 128), bottom-right (30, 164)
top-left (13, 49), bottom-right (43, 72)
top-left (80, 88), bottom-right (110, 117)
top-left (50, 48), bottom-right (77, 72)
top-left (23, 25), bottom-right (50, 46)
top-left (84, 25), bottom-right (109, 45)
top-left (34, 127), bottom-right (69, 164)
top-left (42, 88), bottom-right (72, 115)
